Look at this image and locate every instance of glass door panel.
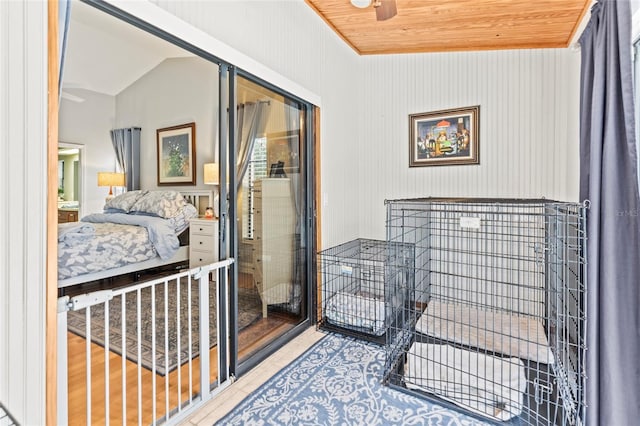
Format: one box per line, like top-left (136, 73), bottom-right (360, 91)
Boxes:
top-left (235, 76), bottom-right (307, 362)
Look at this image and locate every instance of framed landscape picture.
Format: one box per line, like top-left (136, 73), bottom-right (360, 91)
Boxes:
top-left (157, 122), bottom-right (196, 185)
top-left (409, 106), bottom-right (479, 167)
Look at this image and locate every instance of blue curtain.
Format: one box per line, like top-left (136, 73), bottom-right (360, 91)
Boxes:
top-left (579, 1), bottom-right (640, 424)
top-left (285, 102), bottom-right (303, 314)
top-left (110, 128), bottom-right (141, 191)
top-left (58, 0), bottom-right (71, 96)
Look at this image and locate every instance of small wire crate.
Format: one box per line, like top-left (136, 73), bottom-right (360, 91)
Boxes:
top-left (383, 198), bottom-right (587, 425)
top-left (318, 238), bottom-right (414, 344)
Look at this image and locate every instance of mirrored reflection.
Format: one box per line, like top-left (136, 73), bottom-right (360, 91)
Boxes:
top-left (236, 76), bottom-right (307, 362)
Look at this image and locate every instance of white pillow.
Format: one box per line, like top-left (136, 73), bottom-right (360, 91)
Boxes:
top-left (130, 190), bottom-right (187, 218)
top-left (104, 190), bottom-right (147, 212)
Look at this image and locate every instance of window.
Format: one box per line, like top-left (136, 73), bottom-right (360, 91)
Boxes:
top-left (242, 136), bottom-right (267, 239)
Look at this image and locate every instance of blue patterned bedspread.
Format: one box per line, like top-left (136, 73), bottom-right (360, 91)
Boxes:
top-left (58, 213), bottom-right (181, 281)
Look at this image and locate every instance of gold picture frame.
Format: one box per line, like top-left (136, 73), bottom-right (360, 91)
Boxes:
top-left (409, 106), bottom-right (479, 167)
top-left (156, 122), bottom-right (196, 185)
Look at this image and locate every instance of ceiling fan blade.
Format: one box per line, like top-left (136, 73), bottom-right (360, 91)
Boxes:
top-left (375, 0), bottom-right (397, 21)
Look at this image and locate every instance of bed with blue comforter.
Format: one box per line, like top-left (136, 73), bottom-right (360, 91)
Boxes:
top-left (57, 190), bottom-right (200, 287)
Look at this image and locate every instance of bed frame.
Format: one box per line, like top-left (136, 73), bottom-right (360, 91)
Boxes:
top-left (57, 189), bottom-right (213, 289)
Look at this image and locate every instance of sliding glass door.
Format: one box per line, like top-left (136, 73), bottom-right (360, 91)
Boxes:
top-left (230, 75), bottom-right (310, 365)
top-left (65, 1), bottom-right (315, 394)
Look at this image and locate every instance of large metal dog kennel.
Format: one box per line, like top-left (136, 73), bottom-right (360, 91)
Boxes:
top-left (383, 198), bottom-right (587, 425)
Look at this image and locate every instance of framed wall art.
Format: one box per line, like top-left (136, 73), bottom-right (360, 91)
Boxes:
top-left (409, 105), bottom-right (479, 167)
top-left (156, 122), bottom-right (196, 185)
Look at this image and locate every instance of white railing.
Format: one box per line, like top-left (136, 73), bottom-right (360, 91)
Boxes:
top-left (57, 259), bottom-right (234, 426)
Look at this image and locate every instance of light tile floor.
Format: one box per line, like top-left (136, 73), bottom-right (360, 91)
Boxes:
top-left (180, 326), bottom-right (326, 425)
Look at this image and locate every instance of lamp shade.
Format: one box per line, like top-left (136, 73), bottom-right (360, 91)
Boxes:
top-left (203, 163), bottom-right (219, 185)
top-left (97, 172), bottom-right (125, 187)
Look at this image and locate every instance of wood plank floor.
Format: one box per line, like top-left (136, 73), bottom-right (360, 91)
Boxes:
top-left (63, 269), bottom-right (302, 425)
top-left (66, 315), bottom-right (296, 425)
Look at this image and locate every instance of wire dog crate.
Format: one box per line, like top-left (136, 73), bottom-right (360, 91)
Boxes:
top-left (383, 198), bottom-right (587, 425)
top-left (318, 238), bottom-right (414, 344)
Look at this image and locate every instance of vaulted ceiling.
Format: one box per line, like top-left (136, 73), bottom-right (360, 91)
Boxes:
top-left (304, 0), bottom-right (593, 55)
top-left (63, 1), bottom-right (191, 97)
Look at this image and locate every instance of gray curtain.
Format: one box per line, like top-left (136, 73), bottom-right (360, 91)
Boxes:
top-left (635, 40), bottom-right (640, 191)
top-left (285, 103), bottom-right (303, 313)
top-left (579, 1), bottom-right (640, 424)
top-left (58, 0), bottom-right (71, 97)
top-left (236, 101), bottom-right (270, 189)
top-left (110, 127), bottom-right (141, 191)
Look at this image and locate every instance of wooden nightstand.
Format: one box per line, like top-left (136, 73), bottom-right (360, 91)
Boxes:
top-left (189, 217), bottom-right (219, 268)
top-left (58, 209), bottom-right (78, 223)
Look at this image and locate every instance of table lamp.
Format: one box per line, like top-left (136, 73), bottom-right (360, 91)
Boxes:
top-left (97, 172), bottom-right (125, 202)
top-left (203, 163), bottom-right (220, 218)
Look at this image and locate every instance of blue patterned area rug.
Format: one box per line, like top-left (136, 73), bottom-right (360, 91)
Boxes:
top-left (216, 333), bottom-right (490, 425)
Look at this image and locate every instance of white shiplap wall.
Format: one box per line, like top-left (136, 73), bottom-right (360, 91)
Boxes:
top-left (0, 1), bottom-right (48, 425)
top-left (357, 49), bottom-right (581, 240)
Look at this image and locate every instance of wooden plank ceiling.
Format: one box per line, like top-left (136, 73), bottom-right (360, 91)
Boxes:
top-left (304, 0), bottom-right (592, 55)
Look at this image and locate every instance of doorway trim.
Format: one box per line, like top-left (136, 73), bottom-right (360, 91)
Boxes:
top-left (47, 1), bottom-right (60, 424)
